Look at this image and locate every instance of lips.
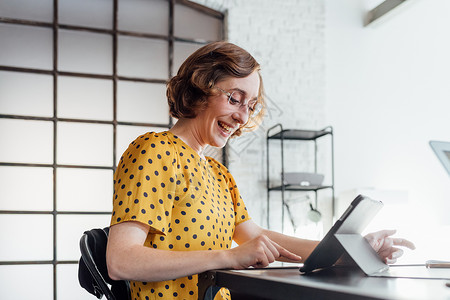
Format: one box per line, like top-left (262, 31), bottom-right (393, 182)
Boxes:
top-left (218, 121), bottom-right (233, 135)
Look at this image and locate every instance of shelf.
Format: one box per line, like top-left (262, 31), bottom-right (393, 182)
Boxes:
top-left (266, 123), bottom-right (335, 231)
top-left (268, 185), bottom-right (333, 192)
top-left (267, 128), bottom-right (331, 141)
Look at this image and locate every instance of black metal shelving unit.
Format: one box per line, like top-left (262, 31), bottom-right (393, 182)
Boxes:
top-left (266, 123), bottom-right (335, 232)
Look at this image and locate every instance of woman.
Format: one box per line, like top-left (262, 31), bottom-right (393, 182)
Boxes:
top-left (106, 41), bottom-right (414, 300)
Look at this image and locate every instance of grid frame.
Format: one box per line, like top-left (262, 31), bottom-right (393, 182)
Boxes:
top-left (0, 0), bottom-right (225, 298)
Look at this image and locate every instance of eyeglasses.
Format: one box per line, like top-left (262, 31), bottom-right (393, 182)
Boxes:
top-left (215, 87), bottom-right (262, 115)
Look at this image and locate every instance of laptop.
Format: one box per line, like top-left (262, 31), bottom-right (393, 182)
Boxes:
top-left (299, 194), bottom-right (450, 280)
top-left (430, 140), bottom-right (450, 176)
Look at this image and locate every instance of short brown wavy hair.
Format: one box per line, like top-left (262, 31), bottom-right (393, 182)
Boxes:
top-left (166, 41), bottom-right (265, 137)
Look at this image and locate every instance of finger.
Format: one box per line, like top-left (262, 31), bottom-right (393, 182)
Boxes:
top-left (261, 241), bottom-right (277, 263)
top-left (392, 238), bottom-right (416, 250)
top-left (379, 246), bottom-right (403, 259)
top-left (369, 229), bottom-right (397, 239)
top-left (385, 257), bottom-right (397, 264)
top-left (270, 241), bottom-right (302, 261)
top-left (365, 236), bottom-right (389, 252)
top-left (264, 238), bottom-right (302, 262)
top-left (379, 237), bottom-right (394, 250)
top-left (391, 248), bottom-right (404, 260)
top-left (279, 248), bottom-right (302, 261)
top-left (379, 247), bottom-right (404, 264)
top-left (252, 255), bottom-right (269, 268)
top-left (384, 248), bottom-right (402, 264)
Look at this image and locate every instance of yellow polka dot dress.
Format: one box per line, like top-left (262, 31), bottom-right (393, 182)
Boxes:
top-left (110, 131), bottom-right (250, 300)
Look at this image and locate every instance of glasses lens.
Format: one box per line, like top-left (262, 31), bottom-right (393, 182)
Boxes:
top-left (251, 102), bottom-right (263, 115)
top-left (228, 90), bottom-right (261, 115)
top-left (230, 91), bottom-right (245, 103)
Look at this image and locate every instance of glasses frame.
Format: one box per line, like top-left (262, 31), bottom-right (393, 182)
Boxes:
top-left (215, 86), bottom-right (262, 115)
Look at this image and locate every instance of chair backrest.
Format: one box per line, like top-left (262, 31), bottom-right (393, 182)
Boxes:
top-left (78, 227), bottom-right (130, 300)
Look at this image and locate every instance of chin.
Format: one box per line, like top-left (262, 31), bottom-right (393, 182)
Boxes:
top-left (209, 128), bottom-right (233, 148)
top-left (209, 135), bottom-right (230, 148)
top-left (210, 140), bottom-right (227, 149)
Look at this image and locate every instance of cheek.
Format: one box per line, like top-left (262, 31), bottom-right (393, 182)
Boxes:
top-left (207, 104), bottom-right (230, 117)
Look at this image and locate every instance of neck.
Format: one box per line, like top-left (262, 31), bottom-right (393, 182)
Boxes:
top-left (169, 119), bottom-right (207, 159)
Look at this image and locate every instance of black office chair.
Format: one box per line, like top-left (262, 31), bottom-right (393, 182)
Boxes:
top-left (78, 227), bottom-right (131, 300)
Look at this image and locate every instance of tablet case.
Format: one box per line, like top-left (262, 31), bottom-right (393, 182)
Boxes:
top-left (299, 194), bottom-right (386, 274)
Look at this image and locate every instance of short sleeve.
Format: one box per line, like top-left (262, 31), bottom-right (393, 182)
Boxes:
top-left (111, 132), bottom-right (177, 235)
top-left (210, 159), bottom-right (250, 226)
top-left (228, 174), bottom-right (250, 225)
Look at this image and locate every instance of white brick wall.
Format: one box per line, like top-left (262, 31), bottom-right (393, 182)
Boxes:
top-left (192, 0), bottom-right (329, 235)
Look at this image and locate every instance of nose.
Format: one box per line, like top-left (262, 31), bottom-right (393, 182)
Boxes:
top-left (231, 105), bottom-right (250, 125)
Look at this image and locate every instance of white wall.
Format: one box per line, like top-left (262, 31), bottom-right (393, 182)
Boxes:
top-left (326, 0), bottom-right (450, 262)
top-left (193, 0), bottom-right (330, 237)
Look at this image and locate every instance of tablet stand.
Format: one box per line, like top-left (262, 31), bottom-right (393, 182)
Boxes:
top-left (335, 233), bottom-right (389, 275)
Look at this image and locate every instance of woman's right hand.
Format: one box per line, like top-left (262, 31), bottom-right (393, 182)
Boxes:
top-left (226, 234), bottom-right (302, 269)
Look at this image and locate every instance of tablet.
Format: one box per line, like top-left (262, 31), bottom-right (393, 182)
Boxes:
top-left (299, 194), bottom-right (383, 274)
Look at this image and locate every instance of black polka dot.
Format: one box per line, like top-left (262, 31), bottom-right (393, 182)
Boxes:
top-left (112, 131), bottom-right (249, 298)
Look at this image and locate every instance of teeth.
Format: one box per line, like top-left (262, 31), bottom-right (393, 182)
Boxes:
top-left (219, 121), bottom-right (231, 133)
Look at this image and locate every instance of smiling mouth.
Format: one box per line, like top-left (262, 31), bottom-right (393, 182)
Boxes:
top-left (218, 121), bottom-right (233, 134)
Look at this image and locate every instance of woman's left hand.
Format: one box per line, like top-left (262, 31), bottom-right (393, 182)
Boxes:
top-left (364, 229), bottom-right (416, 264)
